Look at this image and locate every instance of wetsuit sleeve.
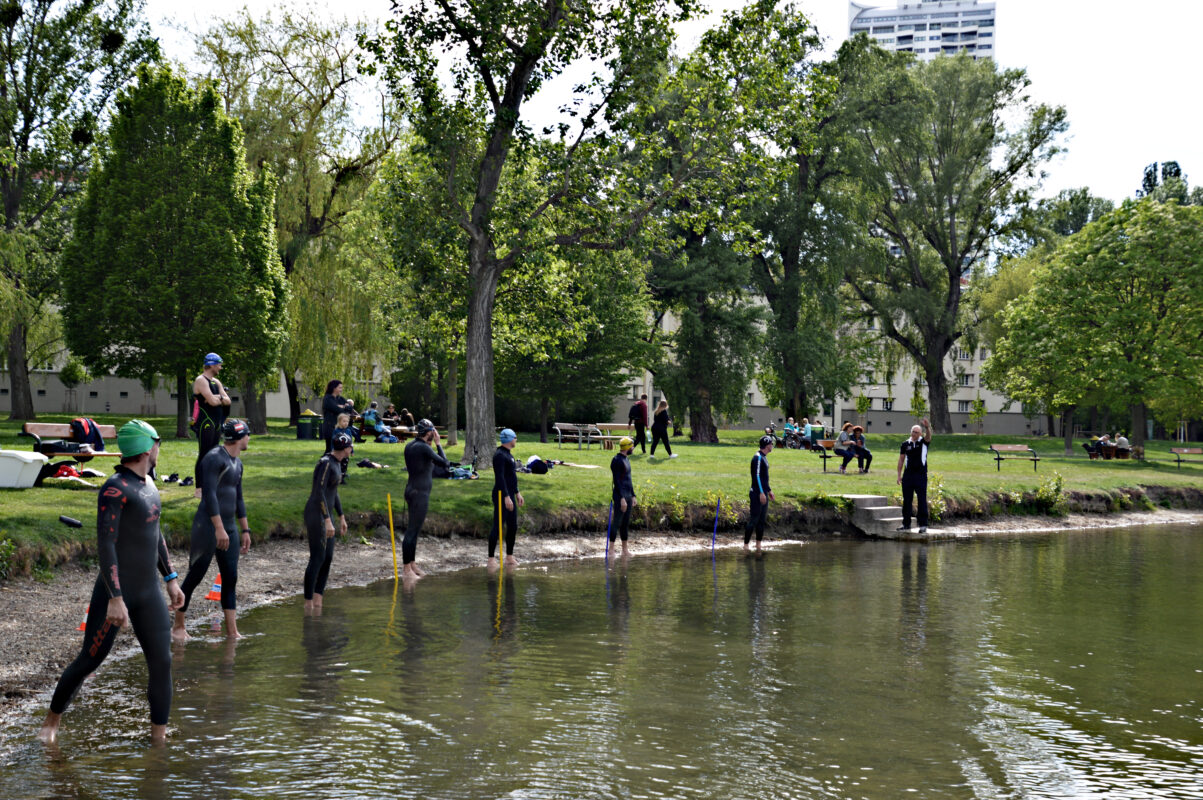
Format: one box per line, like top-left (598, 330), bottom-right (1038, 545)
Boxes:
top-left (332, 482), bottom-right (343, 518)
top-left (762, 458), bottom-right (771, 494)
top-left (611, 457), bottom-right (622, 492)
top-left (235, 464), bottom-right (247, 520)
top-left (97, 484), bottom-right (125, 599)
top-left (157, 533), bottom-right (175, 578)
top-left (752, 455), bottom-right (763, 494)
top-left (315, 459), bottom-right (334, 520)
top-left (428, 443), bottom-right (450, 468)
top-left (200, 452), bottom-right (224, 519)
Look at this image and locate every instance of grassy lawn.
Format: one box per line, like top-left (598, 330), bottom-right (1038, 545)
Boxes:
top-left (2, 414), bottom-right (1203, 570)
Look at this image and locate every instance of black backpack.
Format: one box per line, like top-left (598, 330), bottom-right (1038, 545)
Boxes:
top-left (627, 403), bottom-right (640, 423)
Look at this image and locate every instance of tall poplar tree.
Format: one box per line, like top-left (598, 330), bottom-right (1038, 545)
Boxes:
top-left (60, 66), bottom-right (287, 437)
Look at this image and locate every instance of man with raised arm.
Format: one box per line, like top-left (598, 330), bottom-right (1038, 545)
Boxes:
top-left (896, 417), bottom-right (933, 534)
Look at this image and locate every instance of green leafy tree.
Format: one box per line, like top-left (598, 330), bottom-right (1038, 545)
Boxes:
top-left (0, 0), bottom-right (158, 419)
top-left (844, 51), bottom-right (1067, 433)
top-left (984, 200), bottom-right (1203, 448)
top-left (60, 66), bottom-right (288, 437)
top-left (365, 0), bottom-right (758, 468)
top-left (653, 229), bottom-right (765, 442)
top-left (193, 8), bottom-right (399, 428)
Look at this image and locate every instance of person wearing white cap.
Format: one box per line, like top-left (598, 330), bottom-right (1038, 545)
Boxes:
top-left (192, 352), bottom-right (231, 498)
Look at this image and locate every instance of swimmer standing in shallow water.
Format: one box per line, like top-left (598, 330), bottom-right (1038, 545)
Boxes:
top-left (402, 418), bottom-right (449, 583)
top-left (40, 420), bottom-right (184, 746)
top-left (303, 432), bottom-right (351, 614)
top-left (489, 428), bottom-right (523, 572)
top-left (174, 418), bottom-right (253, 641)
top-left (610, 436), bottom-right (637, 558)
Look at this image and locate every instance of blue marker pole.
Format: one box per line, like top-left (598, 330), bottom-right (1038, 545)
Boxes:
top-left (711, 498), bottom-right (721, 556)
top-left (604, 500), bottom-right (614, 560)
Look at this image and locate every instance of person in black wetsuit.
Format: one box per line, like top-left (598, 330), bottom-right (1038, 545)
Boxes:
top-left (304, 432), bottom-right (351, 613)
top-left (489, 428), bottom-right (523, 572)
top-left (745, 435), bottom-right (776, 553)
top-left (192, 352), bottom-right (231, 498)
top-left (402, 418), bottom-right (449, 583)
top-left (40, 420), bottom-right (184, 746)
top-left (173, 418), bottom-right (252, 641)
top-left (609, 436), bottom-right (637, 557)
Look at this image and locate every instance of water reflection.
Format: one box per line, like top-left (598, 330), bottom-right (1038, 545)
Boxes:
top-left (5, 528), bottom-right (1203, 799)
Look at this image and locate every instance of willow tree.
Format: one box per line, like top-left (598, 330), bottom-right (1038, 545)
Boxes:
top-left (843, 50), bottom-right (1066, 433)
top-left (193, 8), bottom-right (399, 427)
top-left (60, 66), bottom-right (287, 437)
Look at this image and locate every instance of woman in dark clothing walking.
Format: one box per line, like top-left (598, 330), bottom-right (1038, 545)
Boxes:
top-left (321, 380), bottom-right (354, 455)
top-left (649, 399), bottom-right (676, 458)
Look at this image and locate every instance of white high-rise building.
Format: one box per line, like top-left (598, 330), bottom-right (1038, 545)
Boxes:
top-left (849, 0), bottom-right (996, 61)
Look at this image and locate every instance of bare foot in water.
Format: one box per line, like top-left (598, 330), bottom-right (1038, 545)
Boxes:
top-left (412, 563), bottom-right (427, 578)
top-left (504, 555), bottom-right (519, 569)
top-left (403, 563), bottom-right (422, 582)
top-left (487, 557), bottom-right (500, 574)
top-left (38, 713), bottom-right (61, 744)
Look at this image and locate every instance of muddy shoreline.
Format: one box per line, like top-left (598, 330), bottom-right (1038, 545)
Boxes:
top-left (2, 507), bottom-right (1201, 746)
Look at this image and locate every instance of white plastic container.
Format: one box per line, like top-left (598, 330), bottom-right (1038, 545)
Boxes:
top-left (0, 450), bottom-right (49, 489)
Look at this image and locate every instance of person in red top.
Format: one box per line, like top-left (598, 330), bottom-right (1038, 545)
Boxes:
top-left (627, 393), bottom-right (649, 455)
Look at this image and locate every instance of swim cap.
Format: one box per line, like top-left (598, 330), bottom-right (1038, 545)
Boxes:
top-left (118, 419), bottom-right (160, 458)
top-left (222, 418), bottom-right (250, 442)
top-left (759, 435), bottom-right (775, 449)
top-left (619, 436), bottom-right (634, 450)
top-left (331, 432), bottom-right (353, 451)
top-left (415, 418), bottom-right (435, 437)
top-left (204, 352), bottom-right (223, 366)
top-left (499, 428), bottom-right (516, 444)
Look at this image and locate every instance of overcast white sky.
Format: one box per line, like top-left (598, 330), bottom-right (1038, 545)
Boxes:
top-left (145, 0), bottom-right (1203, 204)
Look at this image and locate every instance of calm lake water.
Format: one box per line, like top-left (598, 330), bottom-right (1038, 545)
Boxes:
top-left (5, 526), bottom-right (1203, 799)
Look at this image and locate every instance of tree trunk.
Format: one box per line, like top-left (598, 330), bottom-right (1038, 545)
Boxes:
top-left (1046, 413), bottom-right (1056, 437)
top-left (285, 373), bottom-right (300, 426)
top-left (924, 361), bottom-right (952, 433)
top-left (539, 396), bottom-right (550, 444)
top-left (437, 358), bottom-right (447, 427)
top-left (1129, 402), bottom-right (1147, 448)
top-left (445, 355), bottom-right (458, 446)
top-left (176, 369), bottom-right (190, 438)
top-left (689, 404), bottom-right (718, 443)
top-left (1089, 405), bottom-right (1099, 434)
top-left (1062, 405), bottom-right (1076, 456)
top-left (242, 377), bottom-right (268, 435)
top-left (464, 262), bottom-right (500, 470)
top-left (5, 322), bottom-right (35, 420)
top-left (420, 358), bottom-right (432, 421)
top-left (1100, 408), bottom-right (1111, 435)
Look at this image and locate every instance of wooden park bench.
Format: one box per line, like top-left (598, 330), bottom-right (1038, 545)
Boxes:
top-left (1170, 447), bottom-right (1203, 469)
top-left (989, 443), bottom-right (1039, 472)
top-left (593, 422), bottom-right (630, 450)
top-left (553, 422), bottom-right (604, 450)
top-left (20, 422), bottom-right (120, 486)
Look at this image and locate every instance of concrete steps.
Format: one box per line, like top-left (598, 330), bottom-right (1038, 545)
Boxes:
top-left (843, 494), bottom-right (949, 540)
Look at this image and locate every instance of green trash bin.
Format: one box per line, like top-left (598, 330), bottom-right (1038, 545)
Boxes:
top-left (296, 418), bottom-right (314, 440)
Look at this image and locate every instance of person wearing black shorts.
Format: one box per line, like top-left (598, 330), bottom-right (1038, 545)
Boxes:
top-left (489, 428), bottom-right (523, 572)
top-left (610, 436), bottom-right (637, 557)
top-left (40, 420), bottom-right (184, 746)
top-left (304, 432), bottom-right (351, 613)
top-left (192, 352), bottom-right (231, 497)
top-left (402, 419), bottom-right (450, 583)
top-left (174, 419), bottom-right (252, 641)
top-left (896, 417), bottom-right (932, 533)
top-left (745, 435), bottom-right (776, 552)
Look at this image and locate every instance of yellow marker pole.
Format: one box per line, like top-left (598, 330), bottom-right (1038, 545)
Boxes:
top-left (495, 491), bottom-right (504, 636)
top-left (387, 493), bottom-right (398, 580)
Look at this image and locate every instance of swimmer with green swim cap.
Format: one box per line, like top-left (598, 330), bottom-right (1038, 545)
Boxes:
top-left (40, 418), bottom-right (183, 746)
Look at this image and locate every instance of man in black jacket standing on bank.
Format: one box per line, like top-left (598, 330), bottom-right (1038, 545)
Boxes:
top-left (896, 418), bottom-right (932, 534)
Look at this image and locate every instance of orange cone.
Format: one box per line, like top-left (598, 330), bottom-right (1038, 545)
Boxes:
top-left (77, 606), bottom-right (89, 631)
top-left (205, 574), bottom-right (222, 602)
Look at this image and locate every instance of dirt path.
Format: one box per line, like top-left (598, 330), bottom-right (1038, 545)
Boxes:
top-left (2, 507), bottom-right (1200, 744)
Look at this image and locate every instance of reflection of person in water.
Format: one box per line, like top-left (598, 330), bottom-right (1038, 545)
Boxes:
top-left (899, 545), bottom-right (929, 663)
top-left (300, 610), bottom-right (349, 715)
top-left (488, 572), bottom-right (519, 643)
